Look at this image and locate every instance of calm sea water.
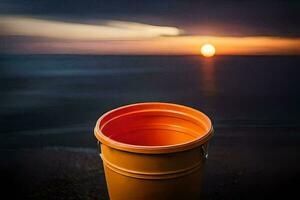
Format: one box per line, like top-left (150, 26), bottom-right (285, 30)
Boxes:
top-left (2, 55), bottom-right (300, 125)
top-left (1, 55), bottom-right (300, 199)
top-left (1, 54), bottom-right (300, 148)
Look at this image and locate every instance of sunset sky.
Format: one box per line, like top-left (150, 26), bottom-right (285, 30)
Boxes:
top-left (0, 0), bottom-right (300, 55)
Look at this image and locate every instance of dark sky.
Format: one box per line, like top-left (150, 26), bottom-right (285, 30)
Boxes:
top-left (1, 0), bottom-right (300, 37)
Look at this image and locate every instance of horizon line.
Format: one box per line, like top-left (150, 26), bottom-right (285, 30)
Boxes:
top-left (1, 53), bottom-right (300, 57)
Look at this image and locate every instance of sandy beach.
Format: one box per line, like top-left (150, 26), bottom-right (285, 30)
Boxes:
top-left (1, 126), bottom-right (299, 199)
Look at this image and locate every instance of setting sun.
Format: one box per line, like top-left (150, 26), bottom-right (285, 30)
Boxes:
top-left (201, 43), bottom-right (216, 57)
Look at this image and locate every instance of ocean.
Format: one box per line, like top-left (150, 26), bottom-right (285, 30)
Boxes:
top-left (1, 55), bottom-right (300, 199)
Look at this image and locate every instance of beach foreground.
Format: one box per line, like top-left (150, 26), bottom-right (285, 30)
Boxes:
top-left (1, 127), bottom-right (299, 199)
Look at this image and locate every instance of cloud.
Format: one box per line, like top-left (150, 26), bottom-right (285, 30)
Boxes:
top-left (1, 15), bottom-right (300, 55)
top-left (3, 35), bottom-right (300, 55)
top-left (0, 15), bottom-right (181, 40)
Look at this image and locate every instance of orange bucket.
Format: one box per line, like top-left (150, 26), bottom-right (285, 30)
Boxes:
top-left (94, 102), bottom-right (213, 200)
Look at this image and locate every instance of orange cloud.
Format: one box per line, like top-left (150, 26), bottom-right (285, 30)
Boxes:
top-left (1, 15), bottom-right (300, 55)
top-left (13, 36), bottom-right (300, 55)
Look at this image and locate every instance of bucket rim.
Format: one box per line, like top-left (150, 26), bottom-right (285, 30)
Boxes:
top-left (94, 102), bottom-right (213, 154)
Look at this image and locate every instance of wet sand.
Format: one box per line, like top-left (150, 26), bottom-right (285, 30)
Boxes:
top-left (1, 127), bottom-right (299, 199)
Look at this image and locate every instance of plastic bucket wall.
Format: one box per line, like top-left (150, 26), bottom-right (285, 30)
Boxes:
top-left (94, 102), bottom-right (213, 200)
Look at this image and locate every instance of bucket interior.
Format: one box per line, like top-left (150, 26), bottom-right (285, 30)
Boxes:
top-left (99, 104), bottom-right (211, 147)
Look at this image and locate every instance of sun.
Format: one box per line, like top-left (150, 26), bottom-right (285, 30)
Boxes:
top-left (201, 44), bottom-right (216, 57)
